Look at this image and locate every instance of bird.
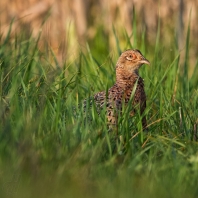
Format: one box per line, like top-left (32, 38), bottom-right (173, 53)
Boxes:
top-left (84, 49), bottom-right (150, 130)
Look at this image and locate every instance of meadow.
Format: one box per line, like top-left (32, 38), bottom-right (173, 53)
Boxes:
top-left (0, 20), bottom-right (198, 198)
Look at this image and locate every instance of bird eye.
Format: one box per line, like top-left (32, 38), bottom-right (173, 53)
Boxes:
top-left (126, 54), bottom-right (133, 61)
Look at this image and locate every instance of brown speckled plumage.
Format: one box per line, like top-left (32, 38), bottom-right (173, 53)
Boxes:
top-left (85, 49), bottom-right (149, 129)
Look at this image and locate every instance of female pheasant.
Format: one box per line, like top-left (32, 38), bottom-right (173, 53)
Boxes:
top-left (85, 49), bottom-right (150, 129)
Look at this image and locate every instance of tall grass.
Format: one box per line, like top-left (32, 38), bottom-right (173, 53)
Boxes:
top-left (0, 21), bottom-right (198, 198)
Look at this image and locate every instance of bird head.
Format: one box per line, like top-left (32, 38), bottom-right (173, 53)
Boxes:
top-left (116, 49), bottom-right (150, 74)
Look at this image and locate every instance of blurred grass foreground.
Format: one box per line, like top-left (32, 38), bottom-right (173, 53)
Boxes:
top-left (1, 1), bottom-right (198, 198)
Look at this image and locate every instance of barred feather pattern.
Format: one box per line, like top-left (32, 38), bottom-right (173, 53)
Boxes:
top-left (93, 74), bottom-right (147, 128)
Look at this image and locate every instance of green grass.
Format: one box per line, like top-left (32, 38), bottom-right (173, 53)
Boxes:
top-left (0, 22), bottom-right (198, 198)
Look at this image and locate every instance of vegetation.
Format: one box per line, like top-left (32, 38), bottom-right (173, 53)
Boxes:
top-left (0, 20), bottom-right (198, 198)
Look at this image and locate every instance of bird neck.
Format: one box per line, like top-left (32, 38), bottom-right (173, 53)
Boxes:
top-left (116, 68), bottom-right (140, 89)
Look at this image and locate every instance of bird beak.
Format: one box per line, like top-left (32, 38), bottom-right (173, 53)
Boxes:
top-left (140, 57), bottom-right (150, 65)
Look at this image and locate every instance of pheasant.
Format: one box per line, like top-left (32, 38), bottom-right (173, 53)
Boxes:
top-left (84, 49), bottom-right (150, 129)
